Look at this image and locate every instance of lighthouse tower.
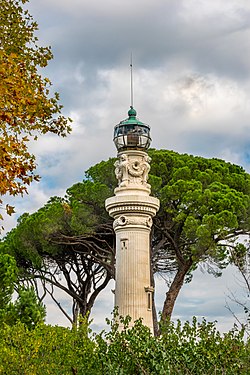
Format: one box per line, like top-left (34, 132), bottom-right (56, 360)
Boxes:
top-left (105, 106), bottom-right (160, 331)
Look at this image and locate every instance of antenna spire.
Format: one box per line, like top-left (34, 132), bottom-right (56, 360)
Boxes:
top-left (130, 53), bottom-right (134, 108)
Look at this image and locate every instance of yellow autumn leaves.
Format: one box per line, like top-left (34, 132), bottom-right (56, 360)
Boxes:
top-left (0, 1), bottom-right (71, 220)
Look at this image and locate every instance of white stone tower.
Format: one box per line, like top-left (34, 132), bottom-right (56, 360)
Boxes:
top-left (105, 106), bottom-right (160, 331)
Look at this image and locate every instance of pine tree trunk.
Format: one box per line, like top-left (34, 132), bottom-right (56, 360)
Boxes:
top-left (161, 261), bottom-right (192, 323)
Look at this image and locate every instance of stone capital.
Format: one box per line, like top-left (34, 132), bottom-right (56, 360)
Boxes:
top-left (105, 194), bottom-right (160, 219)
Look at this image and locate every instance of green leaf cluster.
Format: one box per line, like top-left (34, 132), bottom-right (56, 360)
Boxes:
top-left (0, 253), bottom-right (17, 307)
top-left (0, 253), bottom-right (46, 328)
top-left (0, 319), bottom-right (98, 375)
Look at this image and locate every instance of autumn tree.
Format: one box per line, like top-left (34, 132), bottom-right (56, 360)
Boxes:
top-left (0, 0), bottom-right (71, 218)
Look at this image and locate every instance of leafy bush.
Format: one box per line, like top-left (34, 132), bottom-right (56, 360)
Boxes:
top-left (0, 253), bottom-right (46, 328)
top-left (97, 315), bottom-right (249, 374)
top-left (0, 315), bottom-right (249, 374)
top-left (0, 319), bottom-right (98, 375)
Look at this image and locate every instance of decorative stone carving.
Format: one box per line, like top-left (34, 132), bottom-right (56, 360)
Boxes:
top-left (115, 215), bottom-right (128, 226)
top-left (113, 215), bottom-right (153, 229)
top-left (115, 154), bottom-right (129, 186)
top-left (114, 153), bottom-right (151, 188)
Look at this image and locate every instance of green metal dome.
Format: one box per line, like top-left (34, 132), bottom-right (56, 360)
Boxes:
top-left (113, 106), bottom-right (151, 152)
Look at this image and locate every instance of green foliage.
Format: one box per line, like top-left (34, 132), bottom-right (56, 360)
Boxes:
top-left (149, 151), bottom-right (250, 247)
top-left (2, 174), bottom-right (114, 266)
top-left (0, 317), bottom-right (249, 374)
top-left (7, 286), bottom-right (46, 329)
top-left (0, 252), bottom-right (45, 328)
top-left (158, 318), bottom-right (249, 374)
top-left (0, 253), bottom-right (17, 307)
top-left (0, 319), bottom-right (98, 375)
top-left (1, 199), bottom-right (75, 270)
top-left (85, 157), bottom-right (117, 189)
top-left (0, 179), bottom-right (114, 277)
top-left (66, 180), bottom-right (112, 231)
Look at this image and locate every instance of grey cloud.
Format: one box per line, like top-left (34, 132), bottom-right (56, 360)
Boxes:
top-left (31, 0), bottom-right (250, 79)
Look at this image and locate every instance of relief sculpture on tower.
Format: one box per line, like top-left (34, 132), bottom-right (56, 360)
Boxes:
top-left (113, 215), bottom-right (153, 229)
top-left (114, 153), bottom-right (151, 188)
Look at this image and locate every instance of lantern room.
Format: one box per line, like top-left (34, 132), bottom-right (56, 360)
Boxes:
top-left (113, 106), bottom-right (151, 152)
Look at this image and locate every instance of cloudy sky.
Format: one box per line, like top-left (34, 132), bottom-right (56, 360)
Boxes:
top-left (3, 0), bottom-right (250, 331)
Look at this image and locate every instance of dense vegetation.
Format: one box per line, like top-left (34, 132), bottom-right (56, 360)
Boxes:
top-left (0, 316), bottom-right (249, 374)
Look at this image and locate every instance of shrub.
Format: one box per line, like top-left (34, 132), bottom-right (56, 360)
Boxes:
top-left (0, 315), bottom-right (249, 374)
